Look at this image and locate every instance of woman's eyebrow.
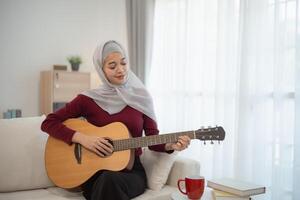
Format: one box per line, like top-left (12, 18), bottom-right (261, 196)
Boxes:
top-left (108, 61), bottom-right (116, 65)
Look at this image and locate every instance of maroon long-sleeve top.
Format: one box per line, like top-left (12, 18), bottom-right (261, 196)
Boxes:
top-left (41, 94), bottom-right (170, 156)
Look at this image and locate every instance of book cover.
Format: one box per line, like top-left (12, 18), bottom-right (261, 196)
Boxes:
top-left (3, 111), bottom-right (11, 119)
top-left (8, 109), bottom-right (16, 118)
top-left (16, 109), bottom-right (22, 118)
top-left (207, 178), bottom-right (265, 197)
top-left (212, 189), bottom-right (251, 200)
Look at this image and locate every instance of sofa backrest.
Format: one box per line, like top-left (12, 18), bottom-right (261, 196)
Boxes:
top-left (0, 116), bottom-right (54, 192)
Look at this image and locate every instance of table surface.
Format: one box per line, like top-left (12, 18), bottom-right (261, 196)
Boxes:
top-left (171, 187), bottom-right (212, 200)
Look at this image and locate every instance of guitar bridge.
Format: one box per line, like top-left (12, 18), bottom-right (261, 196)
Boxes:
top-left (74, 143), bottom-right (82, 164)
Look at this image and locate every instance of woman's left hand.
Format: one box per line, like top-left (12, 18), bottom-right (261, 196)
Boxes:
top-left (165, 135), bottom-right (191, 151)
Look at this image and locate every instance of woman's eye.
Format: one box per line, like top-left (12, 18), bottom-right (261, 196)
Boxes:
top-left (109, 63), bottom-right (116, 69)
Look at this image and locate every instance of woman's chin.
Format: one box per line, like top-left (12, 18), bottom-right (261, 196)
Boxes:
top-left (112, 79), bottom-right (125, 85)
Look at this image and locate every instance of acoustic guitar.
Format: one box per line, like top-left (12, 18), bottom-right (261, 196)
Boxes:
top-left (45, 119), bottom-right (225, 189)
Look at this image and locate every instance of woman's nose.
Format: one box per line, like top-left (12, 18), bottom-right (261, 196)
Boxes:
top-left (116, 65), bottom-right (126, 73)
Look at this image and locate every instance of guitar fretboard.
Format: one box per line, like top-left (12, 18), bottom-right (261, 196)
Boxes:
top-left (112, 131), bottom-right (195, 151)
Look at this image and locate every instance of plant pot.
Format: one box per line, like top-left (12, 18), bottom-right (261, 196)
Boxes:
top-left (71, 63), bottom-right (80, 71)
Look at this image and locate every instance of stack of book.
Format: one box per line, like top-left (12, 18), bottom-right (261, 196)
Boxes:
top-left (3, 109), bottom-right (22, 119)
top-left (207, 178), bottom-right (266, 200)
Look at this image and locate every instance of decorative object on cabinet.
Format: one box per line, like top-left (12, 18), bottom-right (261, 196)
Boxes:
top-left (53, 64), bottom-right (67, 71)
top-left (67, 55), bottom-right (82, 71)
top-left (40, 70), bottom-right (90, 115)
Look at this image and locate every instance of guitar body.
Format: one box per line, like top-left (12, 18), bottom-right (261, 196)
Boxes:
top-left (45, 119), bottom-right (226, 189)
top-left (45, 119), bottom-right (131, 189)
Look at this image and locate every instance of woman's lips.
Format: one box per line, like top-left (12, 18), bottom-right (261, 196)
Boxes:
top-left (115, 75), bottom-right (125, 80)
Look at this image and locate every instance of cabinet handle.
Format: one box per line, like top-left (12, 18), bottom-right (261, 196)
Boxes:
top-left (55, 72), bottom-right (60, 88)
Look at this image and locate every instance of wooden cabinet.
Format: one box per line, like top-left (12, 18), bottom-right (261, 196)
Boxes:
top-left (40, 70), bottom-right (91, 115)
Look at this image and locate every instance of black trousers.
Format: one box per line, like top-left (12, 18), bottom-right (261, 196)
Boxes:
top-left (82, 156), bottom-right (147, 200)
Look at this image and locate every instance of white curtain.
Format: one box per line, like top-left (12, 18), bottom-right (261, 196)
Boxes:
top-left (148, 0), bottom-right (298, 199)
top-left (126, 0), bottom-right (155, 83)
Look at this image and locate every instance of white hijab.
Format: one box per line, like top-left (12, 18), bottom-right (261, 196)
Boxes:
top-left (82, 40), bottom-right (156, 121)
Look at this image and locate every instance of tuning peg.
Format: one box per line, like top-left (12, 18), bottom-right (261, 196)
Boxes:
top-left (204, 141), bottom-right (206, 145)
top-left (210, 140), bottom-right (214, 144)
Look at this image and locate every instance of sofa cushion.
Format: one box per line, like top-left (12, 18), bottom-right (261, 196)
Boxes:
top-left (0, 188), bottom-right (80, 200)
top-left (140, 148), bottom-right (177, 191)
top-left (0, 185), bottom-right (177, 200)
top-left (166, 157), bottom-right (201, 187)
top-left (0, 116), bottom-right (54, 192)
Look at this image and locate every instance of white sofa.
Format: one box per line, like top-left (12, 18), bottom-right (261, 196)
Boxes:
top-left (0, 116), bottom-right (200, 200)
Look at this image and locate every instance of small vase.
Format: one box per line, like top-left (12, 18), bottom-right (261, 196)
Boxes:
top-left (71, 63), bottom-right (80, 71)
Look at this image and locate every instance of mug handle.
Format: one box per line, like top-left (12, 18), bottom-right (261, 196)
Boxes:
top-left (177, 179), bottom-right (187, 195)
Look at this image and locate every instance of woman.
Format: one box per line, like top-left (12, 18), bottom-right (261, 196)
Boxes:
top-left (41, 40), bottom-right (190, 200)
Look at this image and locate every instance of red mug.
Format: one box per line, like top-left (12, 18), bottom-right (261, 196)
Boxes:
top-left (177, 175), bottom-right (205, 199)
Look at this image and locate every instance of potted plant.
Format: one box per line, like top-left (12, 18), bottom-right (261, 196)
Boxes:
top-left (67, 55), bottom-right (82, 71)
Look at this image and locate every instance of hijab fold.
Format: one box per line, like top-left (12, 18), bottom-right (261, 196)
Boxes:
top-left (82, 40), bottom-right (156, 121)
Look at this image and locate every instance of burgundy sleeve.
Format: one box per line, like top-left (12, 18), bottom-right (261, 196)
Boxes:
top-left (143, 115), bottom-right (174, 154)
top-left (41, 95), bottom-right (86, 144)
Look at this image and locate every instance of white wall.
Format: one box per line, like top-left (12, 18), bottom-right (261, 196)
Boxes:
top-left (0, 0), bottom-right (128, 117)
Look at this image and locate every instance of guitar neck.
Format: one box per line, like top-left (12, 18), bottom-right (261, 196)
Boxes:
top-left (112, 131), bottom-right (195, 152)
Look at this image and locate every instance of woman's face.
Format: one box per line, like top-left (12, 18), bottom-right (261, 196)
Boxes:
top-left (103, 52), bottom-right (128, 85)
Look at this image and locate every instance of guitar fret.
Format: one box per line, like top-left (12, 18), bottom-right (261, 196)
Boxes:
top-left (171, 134), bottom-right (175, 143)
top-left (113, 131), bottom-right (195, 152)
top-left (152, 136), bottom-right (155, 145)
top-left (113, 140), bottom-right (117, 151)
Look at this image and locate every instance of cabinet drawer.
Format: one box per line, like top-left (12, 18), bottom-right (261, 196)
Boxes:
top-left (53, 71), bottom-right (90, 102)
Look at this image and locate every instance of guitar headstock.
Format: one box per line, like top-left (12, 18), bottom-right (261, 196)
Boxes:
top-left (195, 126), bottom-right (225, 142)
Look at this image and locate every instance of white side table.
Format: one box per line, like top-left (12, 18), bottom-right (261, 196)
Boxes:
top-left (171, 187), bottom-right (212, 200)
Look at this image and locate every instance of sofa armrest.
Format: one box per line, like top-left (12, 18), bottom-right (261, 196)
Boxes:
top-left (166, 156), bottom-right (200, 187)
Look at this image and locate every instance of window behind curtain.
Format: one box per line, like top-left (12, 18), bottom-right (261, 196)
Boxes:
top-left (148, 0), bottom-right (297, 199)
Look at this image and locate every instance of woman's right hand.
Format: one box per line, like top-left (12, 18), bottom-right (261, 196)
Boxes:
top-left (72, 132), bottom-right (114, 157)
